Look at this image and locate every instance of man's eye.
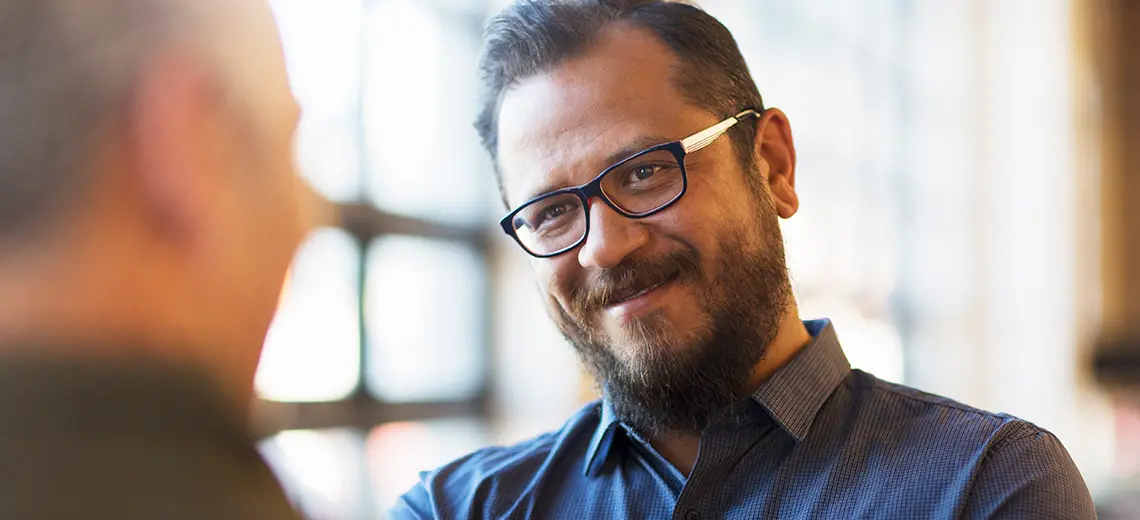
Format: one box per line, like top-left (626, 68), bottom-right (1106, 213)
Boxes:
top-left (531, 200), bottom-right (579, 229)
top-left (631, 165), bottom-right (659, 181)
top-left (541, 205), bottom-right (568, 221)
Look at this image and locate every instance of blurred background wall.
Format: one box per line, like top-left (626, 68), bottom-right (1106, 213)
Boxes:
top-left (250, 0), bottom-right (1140, 517)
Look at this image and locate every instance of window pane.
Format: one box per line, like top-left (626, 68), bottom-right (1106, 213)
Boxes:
top-left (260, 428), bottom-right (372, 519)
top-left (362, 0), bottom-right (491, 223)
top-left (367, 419), bottom-right (490, 512)
top-left (271, 0), bottom-right (363, 201)
top-left (258, 229), bottom-right (361, 402)
top-left (364, 236), bottom-right (485, 402)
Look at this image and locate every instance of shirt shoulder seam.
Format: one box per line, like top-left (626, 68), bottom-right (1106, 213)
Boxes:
top-left (846, 372), bottom-right (1020, 422)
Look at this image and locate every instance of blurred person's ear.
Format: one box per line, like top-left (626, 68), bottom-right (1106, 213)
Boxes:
top-left (127, 51), bottom-right (236, 246)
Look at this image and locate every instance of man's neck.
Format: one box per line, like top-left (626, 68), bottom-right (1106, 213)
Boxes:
top-left (0, 251), bottom-right (256, 415)
top-left (743, 306), bottom-right (814, 393)
top-left (650, 307), bottom-right (814, 476)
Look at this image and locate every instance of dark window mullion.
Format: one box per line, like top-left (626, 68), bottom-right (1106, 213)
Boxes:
top-left (354, 0), bottom-right (375, 402)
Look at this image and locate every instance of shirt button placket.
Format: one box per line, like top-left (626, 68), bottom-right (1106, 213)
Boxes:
top-left (684, 510), bottom-right (702, 520)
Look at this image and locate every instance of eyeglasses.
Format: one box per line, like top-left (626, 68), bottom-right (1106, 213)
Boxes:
top-left (500, 109), bottom-right (761, 258)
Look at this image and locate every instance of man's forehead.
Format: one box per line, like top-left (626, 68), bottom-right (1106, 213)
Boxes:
top-left (497, 86), bottom-right (682, 206)
top-left (495, 27), bottom-right (691, 206)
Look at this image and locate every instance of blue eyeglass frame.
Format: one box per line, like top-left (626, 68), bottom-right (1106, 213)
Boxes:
top-left (499, 109), bottom-right (761, 259)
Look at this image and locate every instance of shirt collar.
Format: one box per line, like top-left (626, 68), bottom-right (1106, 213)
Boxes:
top-left (583, 318), bottom-right (850, 476)
top-left (585, 399), bottom-right (622, 477)
top-left (751, 318), bottom-right (850, 442)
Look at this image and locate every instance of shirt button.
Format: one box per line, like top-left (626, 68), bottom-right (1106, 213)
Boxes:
top-left (684, 510), bottom-right (701, 520)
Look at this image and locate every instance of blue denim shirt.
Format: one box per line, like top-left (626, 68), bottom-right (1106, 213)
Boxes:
top-left (389, 320), bottom-right (1095, 519)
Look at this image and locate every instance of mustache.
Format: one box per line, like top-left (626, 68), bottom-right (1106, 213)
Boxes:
top-left (568, 247), bottom-right (702, 314)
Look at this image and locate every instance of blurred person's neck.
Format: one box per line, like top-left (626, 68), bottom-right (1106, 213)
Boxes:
top-left (649, 301), bottom-right (813, 476)
top-left (0, 180), bottom-right (260, 414)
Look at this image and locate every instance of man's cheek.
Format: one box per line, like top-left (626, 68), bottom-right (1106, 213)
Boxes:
top-left (548, 293), bottom-right (582, 328)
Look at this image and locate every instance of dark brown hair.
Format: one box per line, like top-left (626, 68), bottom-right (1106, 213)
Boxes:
top-left (475, 0), bottom-right (766, 196)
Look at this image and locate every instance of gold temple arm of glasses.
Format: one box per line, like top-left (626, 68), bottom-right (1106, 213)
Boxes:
top-left (679, 109), bottom-right (760, 154)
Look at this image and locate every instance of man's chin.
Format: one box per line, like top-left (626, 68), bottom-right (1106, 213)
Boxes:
top-left (606, 312), bottom-right (705, 354)
top-left (604, 330), bottom-right (701, 371)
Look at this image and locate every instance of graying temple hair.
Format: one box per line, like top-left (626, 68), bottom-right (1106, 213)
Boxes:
top-left (0, 0), bottom-right (216, 241)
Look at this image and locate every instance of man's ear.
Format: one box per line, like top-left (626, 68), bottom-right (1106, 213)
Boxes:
top-left (754, 108), bottom-right (798, 219)
top-left (127, 51), bottom-right (227, 244)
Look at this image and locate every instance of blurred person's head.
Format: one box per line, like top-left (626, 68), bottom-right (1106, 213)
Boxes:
top-left (0, 0), bottom-right (310, 404)
top-left (478, 0), bottom-right (803, 436)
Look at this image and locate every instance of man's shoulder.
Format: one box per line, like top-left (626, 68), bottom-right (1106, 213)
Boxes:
top-left (845, 372), bottom-right (1094, 517)
top-left (841, 369), bottom-right (1067, 456)
top-left (388, 401), bottom-right (604, 518)
top-left (420, 400), bottom-right (603, 486)
top-left (833, 371), bottom-right (1094, 517)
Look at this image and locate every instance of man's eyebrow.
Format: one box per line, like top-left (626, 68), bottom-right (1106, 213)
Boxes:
top-left (515, 135), bottom-right (676, 205)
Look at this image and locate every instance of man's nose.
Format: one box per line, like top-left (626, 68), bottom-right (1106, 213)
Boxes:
top-left (576, 199), bottom-right (650, 269)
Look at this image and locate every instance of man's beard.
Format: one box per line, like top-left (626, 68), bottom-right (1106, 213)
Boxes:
top-left (553, 191), bottom-right (792, 437)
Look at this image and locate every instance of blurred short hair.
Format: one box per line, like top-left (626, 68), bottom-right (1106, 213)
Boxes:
top-left (0, 1), bottom-right (184, 240)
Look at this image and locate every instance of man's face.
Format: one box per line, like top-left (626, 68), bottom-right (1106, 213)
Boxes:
top-left (195, 0), bottom-right (308, 357)
top-left (496, 25), bottom-right (794, 435)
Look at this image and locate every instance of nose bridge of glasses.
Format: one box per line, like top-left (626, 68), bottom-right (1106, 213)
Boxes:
top-left (575, 178), bottom-right (626, 223)
top-left (570, 186), bottom-right (618, 234)
top-left (577, 168), bottom-right (609, 202)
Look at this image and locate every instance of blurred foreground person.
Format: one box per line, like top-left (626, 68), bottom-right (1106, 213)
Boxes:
top-left (391, 1), bottom-right (1096, 519)
top-left (0, 1), bottom-right (310, 518)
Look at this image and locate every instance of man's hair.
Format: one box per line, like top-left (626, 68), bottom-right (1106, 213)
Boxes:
top-left (0, 1), bottom-right (207, 241)
top-left (475, 0), bottom-right (766, 195)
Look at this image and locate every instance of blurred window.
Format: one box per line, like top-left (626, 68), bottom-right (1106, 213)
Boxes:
top-left (258, 0), bottom-right (494, 517)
